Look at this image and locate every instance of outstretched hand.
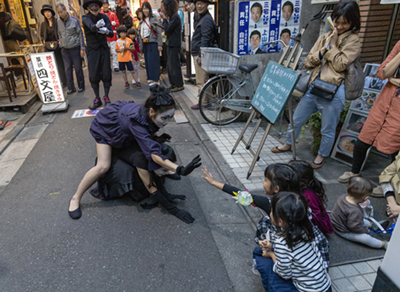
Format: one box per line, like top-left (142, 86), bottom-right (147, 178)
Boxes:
top-left (176, 155), bottom-right (201, 176)
top-left (201, 166), bottom-right (216, 186)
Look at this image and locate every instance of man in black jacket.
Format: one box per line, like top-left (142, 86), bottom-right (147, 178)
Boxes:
top-left (190, 0), bottom-right (215, 110)
top-left (82, 0), bottom-right (114, 109)
top-left (161, 0), bottom-right (184, 92)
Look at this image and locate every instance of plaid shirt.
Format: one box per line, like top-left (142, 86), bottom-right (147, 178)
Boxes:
top-left (255, 211), bottom-right (330, 269)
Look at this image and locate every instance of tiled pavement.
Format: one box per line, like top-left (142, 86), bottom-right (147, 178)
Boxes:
top-left (173, 80), bottom-right (384, 292)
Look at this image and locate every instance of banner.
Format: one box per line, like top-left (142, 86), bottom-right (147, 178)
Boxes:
top-left (237, 0), bottom-right (302, 55)
top-left (31, 52), bottom-right (65, 104)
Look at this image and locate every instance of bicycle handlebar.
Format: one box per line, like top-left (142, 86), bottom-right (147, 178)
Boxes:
top-left (262, 39), bottom-right (288, 49)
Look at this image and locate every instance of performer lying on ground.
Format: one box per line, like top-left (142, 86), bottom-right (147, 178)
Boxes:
top-left (68, 85), bottom-right (201, 223)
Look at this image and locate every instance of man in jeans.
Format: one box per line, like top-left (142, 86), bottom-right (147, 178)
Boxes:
top-left (56, 3), bottom-right (85, 94)
top-left (190, 0), bottom-right (215, 110)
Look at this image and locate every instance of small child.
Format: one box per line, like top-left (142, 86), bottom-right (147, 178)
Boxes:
top-left (202, 163), bottom-right (330, 269)
top-left (331, 177), bottom-right (389, 249)
top-left (115, 26), bottom-right (138, 89)
top-left (254, 192), bottom-right (332, 292)
top-left (288, 160), bottom-right (333, 235)
top-left (127, 28), bottom-right (141, 88)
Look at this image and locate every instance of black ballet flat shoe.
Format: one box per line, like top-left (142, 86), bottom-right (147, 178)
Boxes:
top-left (68, 200), bottom-right (82, 220)
top-left (165, 173), bottom-right (181, 180)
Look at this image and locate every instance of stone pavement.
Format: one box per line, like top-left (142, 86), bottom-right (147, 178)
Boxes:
top-left (164, 74), bottom-right (386, 292)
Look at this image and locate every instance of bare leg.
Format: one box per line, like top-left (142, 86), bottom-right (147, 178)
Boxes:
top-left (130, 71), bottom-right (137, 83)
top-left (69, 143), bottom-right (112, 211)
top-left (122, 70), bottom-right (127, 83)
top-left (136, 167), bottom-right (157, 193)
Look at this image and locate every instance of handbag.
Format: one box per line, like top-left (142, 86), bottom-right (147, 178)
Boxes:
top-left (295, 68), bottom-right (313, 94)
top-left (344, 56), bottom-right (365, 100)
top-left (45, 41), bottom-right (59, 51)
top-left (6, 19), bottom-right (27, 42)
top-left (310, 61), bottom-right (340, 101)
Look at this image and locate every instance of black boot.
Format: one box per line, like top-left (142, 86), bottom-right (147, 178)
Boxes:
top-left (89, 97), bottom-right (103, 109)
top-left (103, 96), bottom-right (111, 106)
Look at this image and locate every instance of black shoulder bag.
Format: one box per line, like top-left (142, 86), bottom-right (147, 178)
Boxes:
top-left (309, 60), bottom-right (341, 101)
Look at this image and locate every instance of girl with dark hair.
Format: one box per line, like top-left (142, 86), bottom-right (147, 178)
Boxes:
top-left (254, 192), bottom-right (332, 292)
top-left (272, 1), bottom-right (361, 170)
top-left (68, 85), bottom-right (201, 223)
top-left (160, 0), bottom-right (184, 91)
top-left (139, 2), bottom-right (162, 84)
top-left (288, 160), bottom-right (333, 234)
top-left (40, 4), bottom-right (67, 86)
top-left (202, 163), bottom-right (330, 270)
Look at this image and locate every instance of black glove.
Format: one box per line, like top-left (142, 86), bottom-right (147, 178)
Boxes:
top-left (169, 208), bottom-right (195, 224)
top-left (166, 193), bottom-right (186, 203)
top-left (176, 155), bottom-right (202, 176)
top-left (154, 133), bottom-right (172, 144)
top-left (151, 191), bottom-right (195, 224)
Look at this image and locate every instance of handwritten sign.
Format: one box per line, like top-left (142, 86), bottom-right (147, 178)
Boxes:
top-left (251, 61), bottom-right (299, 124)
top-left (31, 52), bottom-right (65, 104)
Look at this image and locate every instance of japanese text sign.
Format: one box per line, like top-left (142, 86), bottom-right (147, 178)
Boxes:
top-left (31, 52), bottom-right (65, 104)
top-left (252, 61), bottom-right (299, 124)
top-left (237, 0), bottom-right (302, 55)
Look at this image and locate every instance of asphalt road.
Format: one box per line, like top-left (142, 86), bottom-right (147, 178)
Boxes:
top-left (0, 68), bottom-right (264, 292)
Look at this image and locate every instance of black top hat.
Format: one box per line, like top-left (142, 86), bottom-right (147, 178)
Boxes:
top-left (82, 0), bottom-right (103, 10)
top-left (41, 4), bottom-right (55, 17)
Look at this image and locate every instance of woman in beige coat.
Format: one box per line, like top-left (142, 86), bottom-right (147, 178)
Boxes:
top-left (271, 1), bottom-right (361, 169)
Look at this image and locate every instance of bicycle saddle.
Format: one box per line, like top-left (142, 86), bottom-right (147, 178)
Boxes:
top-left (239, 64), bottom-right (258, 74)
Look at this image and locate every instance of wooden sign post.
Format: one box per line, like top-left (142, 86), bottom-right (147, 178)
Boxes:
top-left (231, 61), bottom-right (300, 179)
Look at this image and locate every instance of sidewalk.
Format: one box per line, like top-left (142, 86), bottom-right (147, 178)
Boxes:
top-left (163, 74), bottom-right (387, 292)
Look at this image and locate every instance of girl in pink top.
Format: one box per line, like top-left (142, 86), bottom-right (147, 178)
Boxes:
top-left (289, 160), bottom-right (334, 234)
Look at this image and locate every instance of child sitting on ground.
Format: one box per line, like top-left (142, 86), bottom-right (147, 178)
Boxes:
top-left (202, 163), bottom-right (330, 269)
top-left (127, 28), bottom-right (141, 88)
top-left (254, 192), bottom-right (332, 292)
top-left (331, 177), bottom-right (389, 249)
top-left (115, 26), bottom-right (138, 89)
top-left (288, 160), bottom-right (333, 235)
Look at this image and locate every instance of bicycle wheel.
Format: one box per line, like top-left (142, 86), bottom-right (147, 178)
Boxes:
top-left (199, 76), bottom-right (244, 125)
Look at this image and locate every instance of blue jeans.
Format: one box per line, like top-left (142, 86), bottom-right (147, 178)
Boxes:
top-left (286, 84), bottom-right (345, 157)
top-left (253, 247), bottom-right (298, 292)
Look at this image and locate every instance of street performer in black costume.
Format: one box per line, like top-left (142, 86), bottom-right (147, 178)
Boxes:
top-left (82, 0), bottom-right (114, 109)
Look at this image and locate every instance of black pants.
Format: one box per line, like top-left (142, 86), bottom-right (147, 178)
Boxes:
top-left (167, 46), bottom-right (184, 87)
top-left (351, 139), bottom-right (399, 174)
top-left (61, 46), bottom-right (85, 90)
top-left (86, 45), bottom-right (112, 88)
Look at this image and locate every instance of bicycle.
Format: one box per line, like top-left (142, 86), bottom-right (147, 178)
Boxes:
top-left (198, 41), bottom-right (289, 126)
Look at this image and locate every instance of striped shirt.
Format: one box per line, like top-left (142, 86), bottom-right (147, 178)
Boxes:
top-left (273, 236), bottom-right (331, 292)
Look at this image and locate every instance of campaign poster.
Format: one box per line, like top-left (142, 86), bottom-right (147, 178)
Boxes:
top-left (31, 52), bottom-right (65, 104)
top-left (237, 0), bottom-right (301, 55)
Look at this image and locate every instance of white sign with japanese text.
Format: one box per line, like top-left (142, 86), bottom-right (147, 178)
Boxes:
top-left (31, 52), bottom-right (65, 104)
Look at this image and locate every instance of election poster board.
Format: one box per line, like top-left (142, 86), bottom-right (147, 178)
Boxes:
top-left (236, 0), bottom-right (302, 55)
top-left (30, 52), bottom-right (65, 104)
top-left (251, 61), bottom-right (299, 124)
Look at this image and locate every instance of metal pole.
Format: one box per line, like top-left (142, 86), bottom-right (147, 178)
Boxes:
top-left (383, 4), bottom-right (400, 61)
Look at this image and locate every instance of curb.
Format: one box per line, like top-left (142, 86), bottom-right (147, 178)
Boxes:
top-left (165, 78), bottom-right (265, 228)
top-left (0, 101), bottom-right (42, 156)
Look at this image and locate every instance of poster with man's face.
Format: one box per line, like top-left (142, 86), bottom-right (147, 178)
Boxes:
top-left (237, 0), bottom-right (301, 55)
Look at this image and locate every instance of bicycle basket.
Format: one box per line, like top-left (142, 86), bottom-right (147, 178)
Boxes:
top-left (200, 47), bottom-right (239, 74)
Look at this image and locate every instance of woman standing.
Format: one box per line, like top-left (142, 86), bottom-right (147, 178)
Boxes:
top-left (139, 2), bottom-right (162, 84)
top-left (40, 4), bottom-right (67, 87)
top-left (160, 0), bottom-right (184, 92)
top-left (271, 1), bottom-right (361, 169)
top-left (338, 41), bottom-right (400, 184)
